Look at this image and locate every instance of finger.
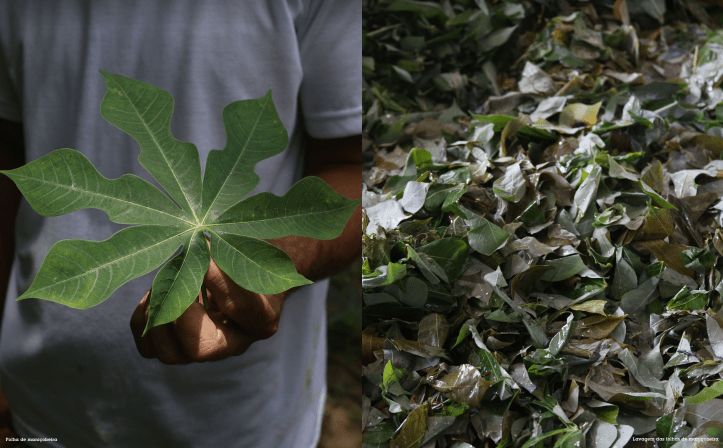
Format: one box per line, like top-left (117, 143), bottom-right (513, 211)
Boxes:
top-left (205, 261), bottom-right (284, 339)
top-left (217, 292), bottom-right (283, 340)
top-left (174, 302), bottom-right (251, 361)
top-left (204, 260), bottom-right (237, 301)
top-left (148, 323), bottom-right (190, 365)
top-left (130, 292), bottom-right (156, 359)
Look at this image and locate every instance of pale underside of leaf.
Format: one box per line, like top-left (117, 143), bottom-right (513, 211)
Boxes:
top-left (208, 231), bottom-right (311, 295)
top-left (144, 231), bottom-right (210, 334)
top-left (212, 176), bottom-right (359, 239)
top-left (18, 226), bottom-right (193, 309)
top-left (201, 92), bottom-right (288, 222)
top-left (1, 149), bottom-right (188, 226)
top-left (100, 72), bottom-right (202, 220)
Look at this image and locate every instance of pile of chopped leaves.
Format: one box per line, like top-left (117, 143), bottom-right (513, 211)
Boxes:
top-left (362, 1), bottom-right (723, 446)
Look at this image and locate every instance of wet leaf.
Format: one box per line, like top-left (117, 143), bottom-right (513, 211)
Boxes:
top-left (383, 360), bottom-right (405, 393)
top-left (549, 314), bottom-right (574, 356)
top-left (685, 380), bottom-right (723, 404)
top-left (530, 96), bottom-right (568, 122)
top-left (638, 207), bottom-right (675, 240)
top-left (407, 246), bottom-right (448, 284)
top-left (637, 240), bottom-right (693, 277)
top-left (386, 0), bottom-right (446, 17)
top-left (481, 26), bottom-right (518, 52)
top-left (639, 181), bottom-right (676, 210)
top-left (541, 255), bottom-right (587, 282)
top-left (390, 403), bottom-right (428, 448)
top-left (364, 3), bottom-right (723, 445)
top-left (619, 348), bottom-right (666, 391)
top-left (573, 165), bottom-right (602, 222)
top-left (706, 314), bottom-right (723, 359)
top-left (608, 156), bottom-right (639, 181)
top-left (400, 181), bottom-right (431, 214)
top-left (666, 287), bottom-right (708, 311)
top-left (571, 299), bottom-right (607, 315)
top-left (418, 313), bottom-right (449, 349)
top-left (560, 102), bottom-right (602, 127)
top-left (466, 216), bottom-right (510, 256)
top-left (493, 162), bottom-right (527, 203)
top-left (366, 200), bottom-right (409, 234)
top-left (518, 62), bottom-right (555, 95)
top-left (418, 238), bottom-right (468, 281)
top-left (588, 421), bottom-right (618, 448)
top-left (574, 315), bottom-right (626, 339)
top-left (640, 0), bottom-right (666, 23)
top-left (430, 364), bottom-right (490, 407)
top-left (621, 276), bottom-right (659, 313)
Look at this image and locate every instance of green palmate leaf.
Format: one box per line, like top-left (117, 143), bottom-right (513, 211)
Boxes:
top-left (213, 176), bottom-right (358, 239)
top-left (0, 149), bottom-right (188, 226)
top-left (201, 92), bottom-right (288, 222)
top-left (144, 231), bottom-right (210, 334)
top-left (18, 226), bottom-right (192, 308)
top-left (209, 231), bottom-right (311, 295)
top-left (100, 72), bottom-right (203, 220)
top-left (2, 72), bottom-right (356, 333)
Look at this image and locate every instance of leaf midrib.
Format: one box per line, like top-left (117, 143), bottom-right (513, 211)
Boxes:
top-left (211, 230), bottom-right (300, 282)
top-left (149, 230), bottom-right (199, 327)
top-left (111, 79), bottom-right (199, 222)
top-left (7, 171), bottom-right (193, 226)
top-left (201, 94), bottom-right (270, 224)
top-left (29, 228), bottom-right (193, 296)
top-left (209, 201), bottom-right (355, 227)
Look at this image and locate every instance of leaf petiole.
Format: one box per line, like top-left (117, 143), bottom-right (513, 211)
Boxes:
top-left (201, 283), bottom-right (209, 309)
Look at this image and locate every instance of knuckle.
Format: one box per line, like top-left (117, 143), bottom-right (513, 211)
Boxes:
top-left (186, 330), bottom-right (228, 362)
top-left (221, 295), bottom-right (243, 319)
top-left (255, 316), bottom-right (280, 340)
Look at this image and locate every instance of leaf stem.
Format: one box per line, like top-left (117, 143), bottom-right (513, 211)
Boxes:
top-left (201, 282), bottom-right (209, 309)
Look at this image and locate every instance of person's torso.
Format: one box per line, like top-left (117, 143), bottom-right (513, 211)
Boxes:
top-left (0, 2), bottom-right (327, 446)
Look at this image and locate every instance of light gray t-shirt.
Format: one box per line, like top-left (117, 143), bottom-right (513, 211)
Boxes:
top-left (0, 1), bottom-right (360, 447)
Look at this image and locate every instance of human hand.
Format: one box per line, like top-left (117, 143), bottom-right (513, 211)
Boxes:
top-left (130, 259), bottom-right (285, 364)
